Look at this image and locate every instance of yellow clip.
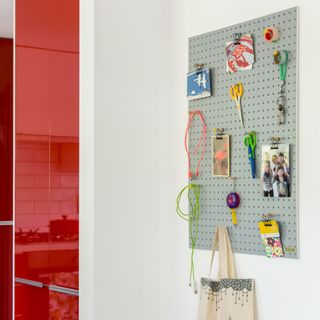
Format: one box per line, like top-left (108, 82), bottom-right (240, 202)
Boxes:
top-left (273, 51), bottom-right (280, 64)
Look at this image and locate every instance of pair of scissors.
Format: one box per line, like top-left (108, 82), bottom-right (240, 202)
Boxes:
top-left (229, 83), bottom-right (244, 127)
top-left (244, 131), bottom-right (256, 178)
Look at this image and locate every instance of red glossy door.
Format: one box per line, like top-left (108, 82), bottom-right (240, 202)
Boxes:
top-left (15, 0), bottom-right (79, 316)
top-left (0, 38), bottom-right (13, 320)
top-left (0, 39), bottom-right (13, 221)
top-left (49, 291), bottom-right (78, 319)
top-left (15, 283), bottom-right (79, 320)
top-left (16, 0), bottom-right (79, 52)
top-left (15, 46), bottom-right (50, 284)
top-left (48, 48), bottom-right (79, 291)
top-left (0, 226), bottom-right (13, 320)
top-left (15, 284), bottom-right (49, 319)
top-left (15, 137), bottom-right (51, 284)
top-left (49, 138), bottom-right (79, 290)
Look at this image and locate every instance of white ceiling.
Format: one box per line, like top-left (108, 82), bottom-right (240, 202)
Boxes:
top-left (0, 0), bottom-right (13, 38)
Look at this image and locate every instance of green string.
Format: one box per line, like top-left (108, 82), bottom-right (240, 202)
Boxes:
top-left (176, 184), bottom-right (201, 284)
top-left (279, 51), bottom-right (288, 81)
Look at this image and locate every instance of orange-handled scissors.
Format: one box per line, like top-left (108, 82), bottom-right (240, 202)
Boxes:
top-left (229, 83), bottom-right (244, 127)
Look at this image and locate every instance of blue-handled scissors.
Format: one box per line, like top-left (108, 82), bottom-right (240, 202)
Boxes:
top-left (244, 131), bottom-right (256, 178)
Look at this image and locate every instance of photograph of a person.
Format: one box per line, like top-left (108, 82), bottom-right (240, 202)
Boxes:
top-left (212, 135), bottom-right (230, 177)
top-left (261, 144), bottom-right (290, 197)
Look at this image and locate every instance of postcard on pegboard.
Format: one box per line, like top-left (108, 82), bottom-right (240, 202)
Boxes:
top-left (187, 68), bottom-right (211, 101)
top-left (212, 135), bottom-right (230, 177)
top-left (258, 220), bottom-right (284, 258)
top-left (226, 34), bottom-right (255, 73)
top-left (261, 144), bottom-right (290, 198)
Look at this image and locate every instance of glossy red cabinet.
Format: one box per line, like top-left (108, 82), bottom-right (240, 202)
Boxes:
top-left (15, 136), bottom-right (50, 284)
top-left (15, 47), bottom-right (50, 136)
top-left (0, 38), bottom-right (13, 320)
top-left (15, 284), bottom-right (78, 319)
top-left (50, 52), bottom-right (79, 138)
top-left (16, 48), bottom-right (79, 138)
top-left (49, 139), bottom-right (79, 290)
top-left (16, 0), bottom-right (79, 52)
top-left (0, 226), bottom-right (13, 320)
top-left (15, 0), bottom-right (79, 316)
top-left (15, 284), bottom-right (49, 319)
top-left (49, 290), bottom-right (79, 319)
top-left (0, 39), bottom-right (13, 222)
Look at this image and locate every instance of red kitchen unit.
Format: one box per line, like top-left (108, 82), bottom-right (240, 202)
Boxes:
top-left (15, 0), bottom-right (79, 317)
top-left (15, 284), bottom-right (78, 320)
top-left (16, 0), bottom-right (79, 52)
top-left (0, 226), bottom-right (13, 320)
top-left (0, 38), bottom-right (13, 320)
top-left (0, 39), bottom-right (13, 222)
top-left (15, 284), bottom-right (49, 320)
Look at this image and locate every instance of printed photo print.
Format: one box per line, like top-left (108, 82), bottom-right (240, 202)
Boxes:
top-left (226, 34), bottom-right (255, 73)
top-left (212, 135), bottom-right (230, 177)
top-left (187, 68), bottom-right (211, 101)
top-left (261, 144), bottom-right (290, 197)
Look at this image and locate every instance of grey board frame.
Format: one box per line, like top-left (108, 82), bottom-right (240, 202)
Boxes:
top-left (188, 8), bottom-right (298, 258)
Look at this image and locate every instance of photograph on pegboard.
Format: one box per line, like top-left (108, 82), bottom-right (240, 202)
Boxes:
top-left (261, 144), bottom-right (290, 198)
top-left (212, 135), bottom-right (230, 177)
top-left (226, 34), bottom-right (255, 73)
top-left (187, 68), bottom-right (211, 100)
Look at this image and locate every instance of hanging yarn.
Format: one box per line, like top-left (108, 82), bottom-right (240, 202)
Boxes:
top-left (176, 184), bottom-right (201, 293)
top-left (184, 111), bottom-right (207, 179)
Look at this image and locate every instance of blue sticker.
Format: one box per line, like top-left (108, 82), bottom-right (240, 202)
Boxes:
top-left (187, 68), bottom-right (211, 101)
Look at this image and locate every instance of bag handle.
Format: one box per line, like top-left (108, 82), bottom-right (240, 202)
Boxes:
top-left (208, 226), bottom-right (236, 279)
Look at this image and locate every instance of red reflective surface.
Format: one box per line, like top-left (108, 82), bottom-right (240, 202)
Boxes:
top-left (0, 38), bottom-right (13, 222)
top-left (15, 284), bottom-right (79, 320)
top-left (15, 135), bottom-right (50, 284)
top-left (16, 0), bottom-right (79, 52)
top-left (15, 0), bottom-right (79, 315)
top-left (49, 138), bottom-right (79, 290)
top-left (15, 284), bottom-right (49, 320)
top-left (0, 38), bottom-right (13, 320)
top-left (49, 291), bottom-right (78, 319)
top-left (16, 47), bottom-right (50, 136)
top-left (0, 226), bottom-right (13, 320)
top-left (15, 48), bottom-right (79, 287)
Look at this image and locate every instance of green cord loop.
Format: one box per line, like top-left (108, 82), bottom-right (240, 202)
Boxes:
top-left (279, 50), bottom-right (288, 81)
top-left (176, 184), bottom-right (201, 284)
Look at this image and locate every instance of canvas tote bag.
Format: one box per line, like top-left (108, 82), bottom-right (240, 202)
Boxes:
top-left (197, 226), bottom-right (255, 320)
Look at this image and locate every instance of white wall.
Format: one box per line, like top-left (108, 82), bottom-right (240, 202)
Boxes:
top-left (0, 0), bottom-right (13, 38)
top-left (159, 0), bottom-right (320, 320)
top-left (92, 0), bottom-right (320, 319)
top-left (93, 0), bottom-right (172, 319)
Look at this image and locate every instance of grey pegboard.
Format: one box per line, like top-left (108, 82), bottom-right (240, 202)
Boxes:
top-left (188, 8), bottom-right (298, 258)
